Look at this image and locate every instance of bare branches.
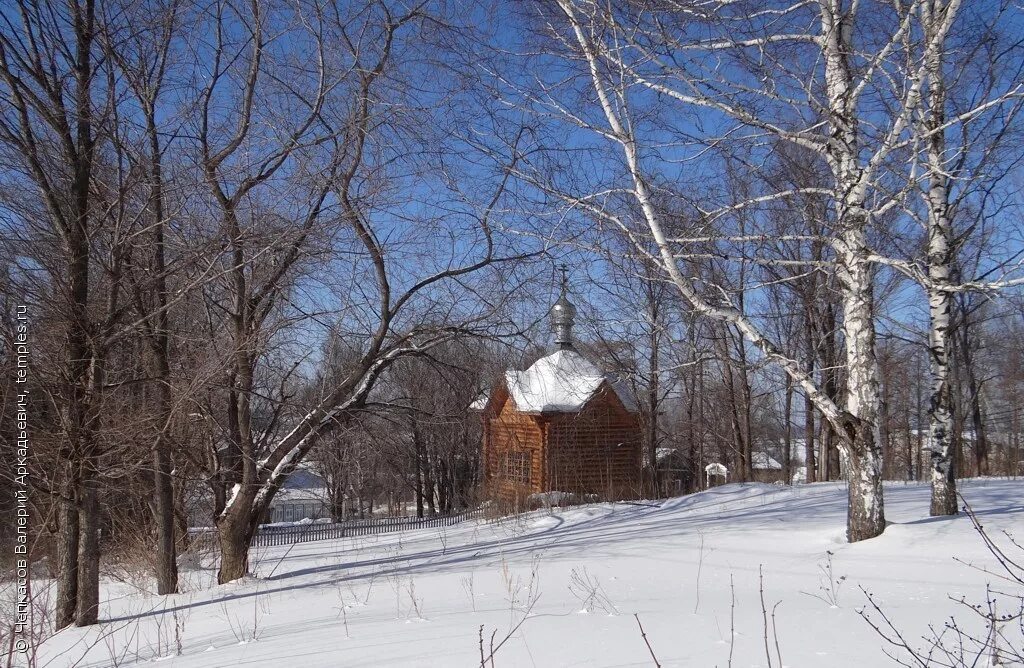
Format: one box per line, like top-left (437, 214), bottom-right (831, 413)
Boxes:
top-left (634, 614), bottom-right (662, 668)
top-left (859, 495), bottom-right (1024, 666)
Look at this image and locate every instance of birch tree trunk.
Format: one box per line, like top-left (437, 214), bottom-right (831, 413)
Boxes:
top-left (834, 224), bottom-right (886, 540)
top-left (819, 2), bottom-right (886, 539)
top-left (922, 0), bottom-right (958, 517)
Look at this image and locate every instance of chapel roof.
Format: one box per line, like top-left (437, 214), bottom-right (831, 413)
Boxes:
top-left (504, 348), bottom-right (636, 414)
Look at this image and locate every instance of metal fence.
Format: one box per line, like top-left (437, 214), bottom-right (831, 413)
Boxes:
top-left (249, 510), bottom-right (479, 547)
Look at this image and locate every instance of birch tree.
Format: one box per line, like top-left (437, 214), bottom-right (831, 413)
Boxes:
top-left (920, 0), bottom-right (959, 516)
top-left (899, 0), bottom-right (1023, 515)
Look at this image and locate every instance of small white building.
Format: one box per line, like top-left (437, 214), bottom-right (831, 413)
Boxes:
top-left (705, 462), bottom-right (728, 487)
top-left (266, 468), bottom-right (330, 524)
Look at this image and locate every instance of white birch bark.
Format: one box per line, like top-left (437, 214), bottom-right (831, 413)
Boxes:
top-left (922, 0), bottom-right (958, 516)
top-left (819, 1), bottom-right (887, 541)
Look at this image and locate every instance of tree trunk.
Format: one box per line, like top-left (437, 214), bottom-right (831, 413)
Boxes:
top-left (803, 322), bottom-right (817, 483)
top-left (216, 482), bottom-right (266, 584)
top-left (783, 376), bottom-right (793, 484)
top-left (148, 107), bottom-right (178, 594)
top-left (960, 328), bottom-right (989, 476)
top-left (821, 424), bottom-right (834, 482)
top-left (1013, 408), bottom-right (1020, 478)
top-left (173, 480), bottom-right (191, 552)
top-left (685, 358), bottom-right (700, 493)
top-left (835, 217), bottom-right (885, 540)
top-left (69, 0), bottom-right (100, 624)
top-left (879, 370), bottom-right (891, 478)
top-left (740, 347), bottom-right (754, 482)
top-left (914, 354), bottom-right (924, 481)
top-left (152, 438), bottom-right (178, 593)
top-left (923, 0), bottom-right (957, 516)
top-left (970, 389), bottom-right (988, 477)
top-left (413, 417), bottom-right (424, 518)
top-left (819, 1), bottom-right (886, 537)
top-left (927, 281), bottom-right (957, 515)
top-left (822, 311), bottom-right (842, 480)
top-left (647, 311), bottom-right (660, 495)
top-left (424, 451), bottom-right (436, 516)
top-left (55, 490), bottom-right (80, 629)
top-left (217, 507), bottom-right (254, 584)
top-left (846, 419), bottom-right (886, 542)
top-left (76, 473), bottom-right (100, 625)
top-left (719, 331), bottom-right (750, 481)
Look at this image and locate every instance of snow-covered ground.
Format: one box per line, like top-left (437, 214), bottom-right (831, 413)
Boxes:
top-left (29, 479), bottom-right (1023, 667)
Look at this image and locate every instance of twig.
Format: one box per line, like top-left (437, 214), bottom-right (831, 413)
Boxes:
top-left (728, 574), bottom-right (736, 668)
top-left (694, 530), bottom-right (706, 614)
top-left (759, 565), bottom-right (773, 668)
top-left (771, 601), bottom-right (783, 668)
top-left (634, 613), bottom-right (662, 667)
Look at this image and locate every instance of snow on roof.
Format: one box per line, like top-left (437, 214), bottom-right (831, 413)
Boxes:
top-left (656, 447), bottom-right (677, 463)
top-left (505, 348), bottom-right (636, 414)
top-left (272, 486), bottom-right (327, 504)
top-left (469, 392), bottom-right (489, 411)
top-left (752, 452), bottom-right (783, 470)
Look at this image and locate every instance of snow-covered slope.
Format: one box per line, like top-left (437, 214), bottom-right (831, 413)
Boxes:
top-left (32, 479), bottom-right (1023, 667)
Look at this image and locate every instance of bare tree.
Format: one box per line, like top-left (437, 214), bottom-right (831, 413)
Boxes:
top-left (0, 0), bottom-right (110, 627)
top-left (192, 0), bottom-right (525, 583)
top-left (101, 0), bottom-right (184, 594)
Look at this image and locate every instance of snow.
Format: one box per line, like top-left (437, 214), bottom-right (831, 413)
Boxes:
top-left (505, 348), bottom-right (636, 413)
top-left (220, 483), bottom-right (242, 517)
top-left (655, 447), bottom-right (676, 463)
top-left (272, 487), bottom-right (327, 503)
top-left (705, 462), bottom-right (728, 476)
top-left (526, 490), bottom-right (597, 507)
top-left (28, 478), bottom-right (1023, 667)
top-left (751, 452), bottom-right (782, 470)
top-left (259, 517), bottom-right (330, 529)
top-left (468, 392), bottom-right (489, 411)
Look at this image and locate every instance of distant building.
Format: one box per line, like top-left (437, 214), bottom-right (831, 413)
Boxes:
top-left (480, 273), bottom-right (642, 506)
top-left (751, 452), bottom-right (785, 484)
top-left (704, 462), bottom-right (728, 488)
top-left (656, 447), bottom-right (693, 496)
top-left (265, 468), bottom-right (329, 524)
